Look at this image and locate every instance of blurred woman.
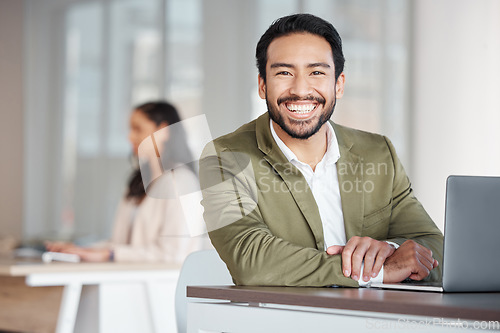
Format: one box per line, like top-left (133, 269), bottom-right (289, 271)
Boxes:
top-left (46, 101), bottom-right (206, 263)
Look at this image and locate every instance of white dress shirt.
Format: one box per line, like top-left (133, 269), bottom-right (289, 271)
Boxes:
top-left (270, 120), bottom-right (384, 285)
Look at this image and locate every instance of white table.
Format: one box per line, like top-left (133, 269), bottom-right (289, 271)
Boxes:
top-left (0, 258), bottom-right (180, 333)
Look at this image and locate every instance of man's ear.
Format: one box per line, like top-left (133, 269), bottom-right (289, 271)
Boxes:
top-left (258, 75), bottom-right (266, 99)
top-left (335, 72), bottom-right (345, 99)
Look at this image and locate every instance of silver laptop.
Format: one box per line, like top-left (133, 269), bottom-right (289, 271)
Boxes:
top-left (371, 175), bottom-right (500, 292)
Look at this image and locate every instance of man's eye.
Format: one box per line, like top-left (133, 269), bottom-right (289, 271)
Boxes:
top-left (312, 71), bottom-right (325, 75)
top-left (277, 71), bottom-right (291, 76)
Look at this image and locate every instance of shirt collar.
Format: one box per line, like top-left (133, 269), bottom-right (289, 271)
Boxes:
top-left (269, 119), bottom-right (340, 166)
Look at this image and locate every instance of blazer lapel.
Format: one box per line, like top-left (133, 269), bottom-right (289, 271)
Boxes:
top-left (256, 114), bottom-right (325, 250)
top-left (333, 123), bottom-right (364, 240)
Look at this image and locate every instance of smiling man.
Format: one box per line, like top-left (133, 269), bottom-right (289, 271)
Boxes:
top-left (199, 14), bottom-right (443, 287)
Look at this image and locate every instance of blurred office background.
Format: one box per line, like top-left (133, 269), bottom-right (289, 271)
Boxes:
top-left (1, 0), bottom-right (499, 245)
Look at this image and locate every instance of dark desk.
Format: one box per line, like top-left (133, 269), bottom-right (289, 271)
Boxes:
top-left (187, 286), bottom-right (500, 332)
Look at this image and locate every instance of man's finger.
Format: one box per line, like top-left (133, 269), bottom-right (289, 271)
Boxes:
top-left (342, 236), bottom-right (365, 278)
top-left (349, 241), bottom-right (370, 281)
top-left (416, 246), bottom-right (434, 263)
top-left (406, 250), bottom-right (435, 281)
top-left (416, 251), bottom-right (435, 272)
top-left (341, 243), bottom-right (355, 277)
top-left (362, 247), bottom-right (378, 281)
top-left (326, 245), bottom-right (344, 255)
top-left (409, 261), bottom-right (431, 280)
top-left (371, 253), bottom-right (385, 278)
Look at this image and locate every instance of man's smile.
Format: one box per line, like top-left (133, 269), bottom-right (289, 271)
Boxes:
top-left (278, 96), bottom-right (326, 120)
top-left (285, 102), bottom-right (318, 114)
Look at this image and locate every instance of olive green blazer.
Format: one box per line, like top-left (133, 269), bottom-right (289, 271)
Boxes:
top-left (199, 113), bottom-right (443, 287)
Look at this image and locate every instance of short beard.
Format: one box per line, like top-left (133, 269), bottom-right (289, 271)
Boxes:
top-left (266, 95), bottom-right (336, 140)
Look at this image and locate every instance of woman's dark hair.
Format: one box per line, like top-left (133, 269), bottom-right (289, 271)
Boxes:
top-left (126, 101), bottom-right (194, 201)
top-left (256, 13), bottom-right (345, 82)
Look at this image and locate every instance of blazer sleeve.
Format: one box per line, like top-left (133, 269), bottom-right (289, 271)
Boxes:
top-left (384, 137), bottom-right (444, 282)
top-left (199, 145), bottom-right (358, 287)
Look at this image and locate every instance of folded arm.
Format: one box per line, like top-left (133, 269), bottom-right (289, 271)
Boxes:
top-left (200, 147), bottom-right (357, 287)
top-left (326, 136), bottom-right (443, 283)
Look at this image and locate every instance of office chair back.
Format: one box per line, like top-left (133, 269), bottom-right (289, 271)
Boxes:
top-left (175, 249), bottom-right (233, 333)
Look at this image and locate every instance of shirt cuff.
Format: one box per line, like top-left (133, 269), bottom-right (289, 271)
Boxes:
top-left (357, 242), bottom-right (397, 286)
top-left (357, 262), bottom-right (384, 286)
top-left (386, 241), bottom-right (400, 249)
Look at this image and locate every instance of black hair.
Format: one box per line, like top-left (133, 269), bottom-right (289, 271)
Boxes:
top-left (126, 101), bottom-right (194, 201)
top-left (256, 13), bottom-right (345, 82)
top-left (136, 101), bottom-right (181, 127)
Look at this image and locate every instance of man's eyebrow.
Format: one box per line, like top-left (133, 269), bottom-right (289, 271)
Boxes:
top-left (269, 62), bottom-right (331, 69)
top-left (270, 63), bottom-right (294, 69)
top-left (308, 63), bottom-right (331, 68)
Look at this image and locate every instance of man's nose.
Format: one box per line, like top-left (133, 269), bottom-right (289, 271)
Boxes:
top-left (289, 75), bottom-right (313, 97)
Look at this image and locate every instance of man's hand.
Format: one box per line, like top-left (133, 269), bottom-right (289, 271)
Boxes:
top-left (383, 240), bottom-right (439, 283)
top-left (326, 236), bottom-right (396, 282)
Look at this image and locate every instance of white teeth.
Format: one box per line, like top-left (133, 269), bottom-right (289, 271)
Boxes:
top-left (286, 104), bottom-right (316, 114)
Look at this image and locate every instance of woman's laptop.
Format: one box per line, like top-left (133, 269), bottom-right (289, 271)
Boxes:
top-left (371, 175), bottom-right (500, 292)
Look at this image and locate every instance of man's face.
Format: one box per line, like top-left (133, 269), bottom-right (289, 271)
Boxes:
top-left (258, 32), bottom-right (345, 140)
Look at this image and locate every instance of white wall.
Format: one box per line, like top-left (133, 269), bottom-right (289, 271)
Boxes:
top-left (11, 0), bottom-right (500, 239)
top-left (202, 0), bottom-right (258, 139)
top-left (0, 0), bottom-right (24, 241)
top-left (412, 0), bottom-right (500, 230)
